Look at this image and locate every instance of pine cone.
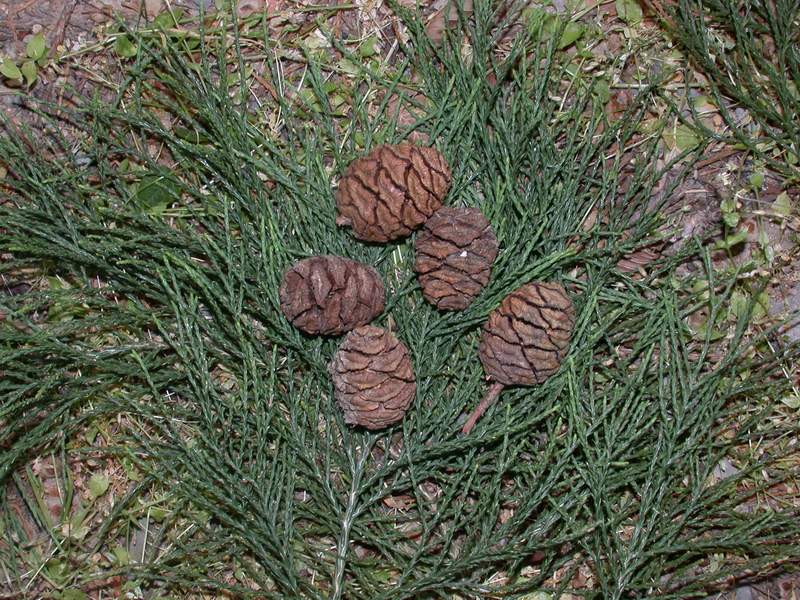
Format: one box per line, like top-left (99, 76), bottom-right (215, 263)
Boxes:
top-left (414, 207), bottom-right (498, 310)
top-left (335, 144), bottom-right (451, 242)
top-left (479, 281), bottom-right (575, 386)
top-left (279, 256), bottom-right (384, 336)
top-left (329, 325), bottom-right (416, 429)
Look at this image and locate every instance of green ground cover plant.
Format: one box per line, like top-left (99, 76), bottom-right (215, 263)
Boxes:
top-left (656, 0), bottom-right (800, 182)
top-left (1, 2), bottom-right (799, 597)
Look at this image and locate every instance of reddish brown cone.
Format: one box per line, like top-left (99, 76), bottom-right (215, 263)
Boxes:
top-left (335, 144), bottom-right (451, 242)
top-left (415, 206), bottom-right (498, 310)
top-left (279, 256), bottom-right (384, 336)
top-left (463, 281), bottom-right (575, 434)
top-left (330, 325), bottom-right (416, 430)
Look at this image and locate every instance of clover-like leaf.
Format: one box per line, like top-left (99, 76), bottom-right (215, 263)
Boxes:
top-left (0, 59), bottom-right (22, 81)
top-left (20, 60), bottom-right (37, 86)
top-left (114, 35), bottom-right (138, 58)
top-left (88, 473), bottom-right (110, 499)
top-left (26, 32), bottom-right (47, 61)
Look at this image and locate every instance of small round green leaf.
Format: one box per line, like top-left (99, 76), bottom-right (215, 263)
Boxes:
top-left (150, 506), bottom-right (169, 522)
top-left (593, 79), bottom-right (611, 104)
top-left (112, 545), bottom-right (131, 566)
top-left (88, 473), bottom-right (110, 498)
top-left (45, 559), bottom-right (70, 585)
top-left (134, 172), bottom-right (182, 214)
top-left (616, 0), bottom-right (643, 25)
top-left (26, 32), bottom-right (47, 61)
top-left (663, 123), bottom-right (699, 150)
top-left (727, 289), bottom-right (748, 322)
top-left (714, 228), bottom-right (749, 249)
top-left (781, 393), bottom-right (800, 409)
top-left (722, 209), bottom-right (740, 228)
top-left (20, 60), bottom-right (37, 86)
top-left (752, 290), bottom-right (769, 321)
top-left (114, 36), bottom-right (138, 59)
top-left (774, 191), bottom-right (792, 217)
top-left (359, 35), bottom-right (379, 57)
top-left (558, 22), bottom-right (585, 49)
top-left (154, 8), bottom-right (184, 28)
top-left (0, 59), bottom-right (23, 81)
top-left (749, 171), bottom-right (764, 190)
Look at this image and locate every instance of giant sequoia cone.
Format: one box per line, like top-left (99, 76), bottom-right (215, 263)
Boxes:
top-left (462, 281), bottom-right (575, 434)
top-left (330, 325), bottom-right (416, 429)
top-left (414, 207), bottom-right (498, 310)
top-left (335, 144), bottom-right (451, 242)
top-left (279, 256), bottom-right (384, 336)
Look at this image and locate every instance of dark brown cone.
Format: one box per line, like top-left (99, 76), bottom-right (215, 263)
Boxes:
top-left (479, 281), bottom-right (575, 386)
top-left (279, 256), bottom-right (384, 336)
top-left (463, 282), bottom-right (575, 434)
top-left (330, 325), bottom-right (416, 430)
top-left (335, 144), bottom-right (451, 242)
top-left (414, 207), bottom-right (498, 310)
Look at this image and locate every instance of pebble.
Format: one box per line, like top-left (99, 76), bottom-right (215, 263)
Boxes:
top-left (734, 586), bottom-right (755, 600)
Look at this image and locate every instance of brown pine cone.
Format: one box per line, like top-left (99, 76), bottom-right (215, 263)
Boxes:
top-left (414, 207), bottom-right (498, 310)
top-left (279, 256), bottom-right (384, 336)
top-left (463, 281), bottom-right (575, 434)
top-left (335, 144), bottom-right (451, 242)
top-left (479, 282), bottom-right (575, 386)
top-left (329, 325), bottom-right (416, 430)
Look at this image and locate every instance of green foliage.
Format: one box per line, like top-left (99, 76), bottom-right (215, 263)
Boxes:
top-left (1, 4), bottom-right (799, 598)
top-left (0, 33), bottom-right (49, 86)
top-left (26, 33), bottom-right (47, 62)
top-left (524, 7), bottom-right (586, 49)
top-left (0, 58), bottom-right (23, 81)
top-left (88, 474), bottom-right (110, 499)
top-left (20, 61), bottom-right (38, 86)
top-left (774, 191), bottom-right (793, 217)
top-left (114, 35), bottom-right (138, 58)
top-left (665, 0), bottom-right (800, 181)
top-left (663, 122), bottom-right (700, 151)
top-left (616, 0), bottom-right (644, 25)
top-left (133, 170), bottom-right (183, 214)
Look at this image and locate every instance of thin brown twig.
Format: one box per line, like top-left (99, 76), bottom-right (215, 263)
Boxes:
top-left (695, 148), bottom-right (740, 170)
top-left (7, 0), bottom-right (39, 17)
top-left (252, 70), bottom-right (279, 102)
top-left (50, 0), bottom-right (78, 54)
top-left (462, 381), bottom-right (505, 435)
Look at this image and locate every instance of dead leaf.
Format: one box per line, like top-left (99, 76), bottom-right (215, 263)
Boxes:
top-left (617, 246), bottom-right (662, 272)
top-left (144, 0), bottom-right (164, 17)
top-left (383, 494), bottom-right (414, 510)
top-left (238, 0), bottom-right (266, 17)
top-left (426, 0), bottom-right (473, 45)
